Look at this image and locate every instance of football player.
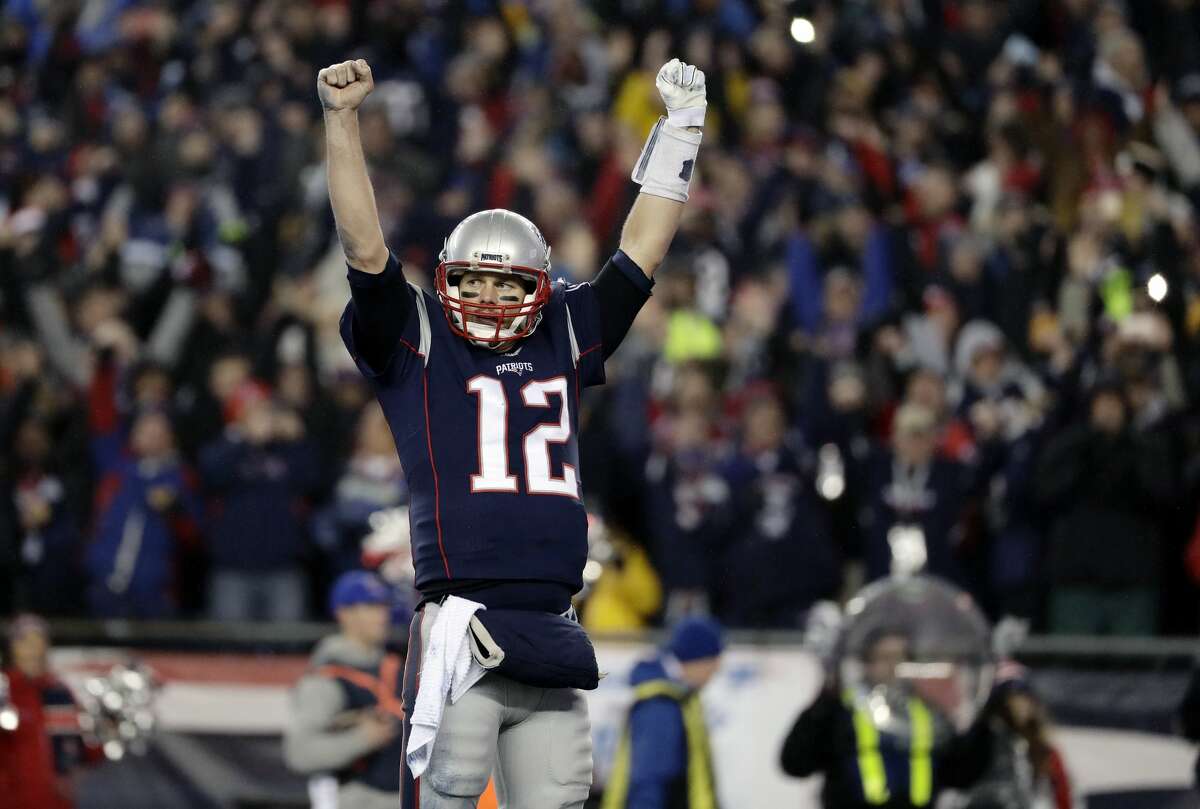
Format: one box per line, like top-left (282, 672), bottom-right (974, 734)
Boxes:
top-left (320, 55), bottom-right (706, 809)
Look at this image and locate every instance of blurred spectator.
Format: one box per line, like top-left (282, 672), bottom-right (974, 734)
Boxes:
top-left (359, 506), bottom-right (419, 631)
top-left (602, 617), bottom-right (723, 809)
top-left (8, 417), bottom-right (85, 616)
top-left (644, 406), bottom-right (731, 622)
top-left (313, 402), bottom-right (407, 578)
top-left (948, 321), bottom-right (1046, 619)
top-left (0, 615), bottom-right (99, 809)
top-left (283, 572), bottom-right (403, 809)
top-left (951, 320), bottom-right (1044, 446)
top-left (658, 269), bottom-right (723, 365)
top-left (177, 347), bottom-right (254, 458)
top-left (964, 663), bottom-right (1075, 809)
top-left (199, 383), bottom-right (319, 622)
top-left (87, 409), bottom-right (199, 619)
top-left (715, 391), bottom-right (840, 628)
top-left (903, 366), bottom-right (975, 463)
top-left (785, 203), bottom-right (893, 354)
top-left (1035, 381), bottom-right (1173, 635)
top-left (0, 337), bottom-right (89, 617)
top-left (579, 515), bottom-right (663, 634)
top-left (859, 403), bottom-right (970, 585)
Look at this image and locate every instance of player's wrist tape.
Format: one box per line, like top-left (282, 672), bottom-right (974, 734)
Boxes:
top-left (667, 104), bottom-right (706, 130)
top-left (631, 117), bottom-right (702, 203)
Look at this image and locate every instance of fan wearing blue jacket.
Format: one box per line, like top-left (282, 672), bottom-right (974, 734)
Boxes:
top-left (87, 410), bottom-right (200, 618)
top-left (602, 618), bottom-right (724, 809)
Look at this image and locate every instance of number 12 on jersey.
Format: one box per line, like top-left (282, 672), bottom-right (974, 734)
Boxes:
top-left (467, 376), bottom-right (578, 498)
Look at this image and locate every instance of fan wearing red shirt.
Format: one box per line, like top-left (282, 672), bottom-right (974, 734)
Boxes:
top-left (0, 615), bottom-right (98, 809)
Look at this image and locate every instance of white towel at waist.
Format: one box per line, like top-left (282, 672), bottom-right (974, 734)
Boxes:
top-left (405, 595), bottom-right (488, 778)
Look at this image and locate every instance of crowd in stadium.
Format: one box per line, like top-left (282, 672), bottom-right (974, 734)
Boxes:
top-left (2, 0), bottom-right (1200, 635)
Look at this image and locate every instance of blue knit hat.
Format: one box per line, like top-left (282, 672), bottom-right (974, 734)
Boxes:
top-left (329, 571), bottom-right (390, 615)
top-left (667, 617), bottom-right (724, 662)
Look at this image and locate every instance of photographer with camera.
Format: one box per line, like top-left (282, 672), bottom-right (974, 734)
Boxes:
top-left (781, 624), bottom-right (991, 809)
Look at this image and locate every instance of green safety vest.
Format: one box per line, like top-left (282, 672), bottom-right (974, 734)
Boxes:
top-left (602, 679), bottom-right (718, 809)
top-left (844, 690), bottom-right (934, 806)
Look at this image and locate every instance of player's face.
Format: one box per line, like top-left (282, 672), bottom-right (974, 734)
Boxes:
top-left (458, 271), bottom-right (525, 328)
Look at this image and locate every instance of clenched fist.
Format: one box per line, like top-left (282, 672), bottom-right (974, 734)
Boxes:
top-left (656, 58), bottom-right (706, 129)
top-left (318, 59), bottom-right (374, 112)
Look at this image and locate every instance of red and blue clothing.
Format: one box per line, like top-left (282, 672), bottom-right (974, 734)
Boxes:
top-left (0, 667), bottom-right (98, 809)
top-left (88, 457), bottom-right (201, 618)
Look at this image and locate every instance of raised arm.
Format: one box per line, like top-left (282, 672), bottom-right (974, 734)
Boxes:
top-left (321, 59), bottom-right (412, 374)
top-left (319, 59), bottom-right (388, 274)
top-left (618, 59), bottom-right (706, 277)
top-left (585, 60), bottom-right (706, 360)
top-left (618, 194), bottom-right (689, 277)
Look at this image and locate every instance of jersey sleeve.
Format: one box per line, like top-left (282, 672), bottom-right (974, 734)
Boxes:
top-left (590, 249), bottom-right (653, 360)
top-left (560, 281), bottom-right (606, 388)
top-left (339, 259), bottom-right (430, 382)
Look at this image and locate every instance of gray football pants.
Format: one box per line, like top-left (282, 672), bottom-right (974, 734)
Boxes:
top-left (400, 601), bottom-right (594, 809)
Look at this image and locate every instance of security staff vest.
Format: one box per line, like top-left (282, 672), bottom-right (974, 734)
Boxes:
top-left (601, 678), bottom-right (718, 809)
top-left (316, 653), bottom-right (405, 792)
top-left (843, 689), bottom-right (934, 806)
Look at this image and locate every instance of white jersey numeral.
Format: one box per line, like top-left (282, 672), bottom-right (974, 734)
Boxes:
top-left (521, 377), bottom-right (578, 497)
top-left (467, 376), bottom-right (518, 493)
top-left (465, 375), bottom-right (578, 498)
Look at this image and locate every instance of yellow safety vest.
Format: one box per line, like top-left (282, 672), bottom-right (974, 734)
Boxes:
top-left (844, 690), bottom-right (934, 806)
top-left (602, 679), bottom-right (718, 809)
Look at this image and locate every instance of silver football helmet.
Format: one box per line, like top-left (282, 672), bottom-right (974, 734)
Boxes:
top-left (435, 209), bottom-right (553, 349)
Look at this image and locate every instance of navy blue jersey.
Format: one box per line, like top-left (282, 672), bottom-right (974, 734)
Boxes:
top-left (341, 274), bottom-right (604, 594)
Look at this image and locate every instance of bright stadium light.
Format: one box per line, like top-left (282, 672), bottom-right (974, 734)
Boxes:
top-left (790, 17), bottom-right (815, 44)
top-left (816, 444), bottom-right (845, 501)
top-left (1147, 273), bottom-right (1168, 303)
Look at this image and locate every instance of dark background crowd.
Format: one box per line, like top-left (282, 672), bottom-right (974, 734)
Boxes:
top-left (3, 0), bottom-right (1200, 636)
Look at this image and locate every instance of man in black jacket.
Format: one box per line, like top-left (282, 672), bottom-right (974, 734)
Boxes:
top-left (780, 628), bottom-right (991, 809)
top-left (1035, 381), bottom-right (1173, 635)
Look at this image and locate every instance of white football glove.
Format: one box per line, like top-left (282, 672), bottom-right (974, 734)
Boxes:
top-left (656, 58), bottom-right (706, 129)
